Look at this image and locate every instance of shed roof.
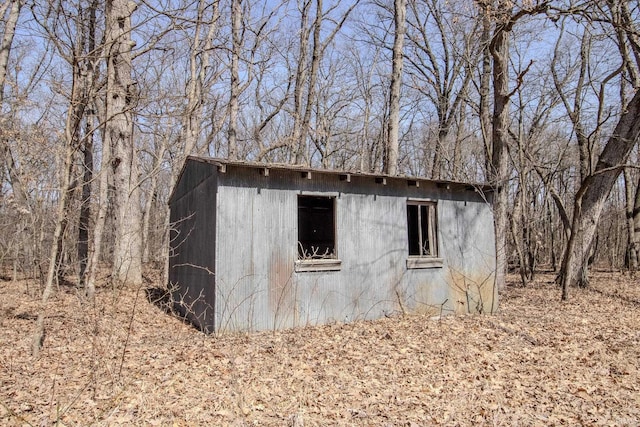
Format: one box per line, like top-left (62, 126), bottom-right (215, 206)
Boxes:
top-left (170, 156), bottom-right (494, 204)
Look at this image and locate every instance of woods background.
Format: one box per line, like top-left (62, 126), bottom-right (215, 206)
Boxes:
top-left (1, 0), bottom-right (640, 354)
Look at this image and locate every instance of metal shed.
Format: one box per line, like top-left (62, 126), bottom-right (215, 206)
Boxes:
top-left (168, 157), bottom-right (497, 333)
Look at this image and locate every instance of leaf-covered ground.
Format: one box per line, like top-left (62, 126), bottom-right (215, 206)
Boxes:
top-left (1, 271), bottom-right (639, 426)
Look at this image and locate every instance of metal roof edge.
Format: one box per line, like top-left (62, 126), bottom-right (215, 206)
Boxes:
top-left (190, 156), bottom-right (494, 193)
top-left (168, 156), bottom-right (495, 205)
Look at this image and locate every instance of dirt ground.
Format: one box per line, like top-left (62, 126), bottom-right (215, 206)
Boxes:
top-left (1, 271), bottom-right (639, 426)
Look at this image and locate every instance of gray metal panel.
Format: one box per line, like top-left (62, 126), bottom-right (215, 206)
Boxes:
top-left (211, 166), bottom-right (497, 332)
top-left (214, 182), bottom-right (298, 332)
top-left (167, 158), bottom-right (496, 333)
top-left (297, 191), bottom-right (407, 325)
top-left (406, 198), bottom-right (497, 316)
top-left (439, 198), bottom-right (497, 313)
top-left (169, 158), bottom-right (217, 205)
top-left (168, 162), bottom-right (217, 332)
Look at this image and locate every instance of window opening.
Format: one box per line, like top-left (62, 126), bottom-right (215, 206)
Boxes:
top-left (298, 195), bottom-right (336, 259)
top-left (407, 202), bottom-right (437, 257)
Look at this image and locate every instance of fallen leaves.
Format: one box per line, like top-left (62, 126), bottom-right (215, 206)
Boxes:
top-left (0, 271), bottom-right (639, 425)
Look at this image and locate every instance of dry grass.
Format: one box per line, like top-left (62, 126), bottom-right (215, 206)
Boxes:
top-left (1, 271), bottom-right (639, 425)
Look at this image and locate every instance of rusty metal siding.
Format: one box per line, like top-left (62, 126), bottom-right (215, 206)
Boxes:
top-left (168, 161), bottom-right (217, 332)
top-left (214, 173), bottom-right (299, 332)
top-left (435, 197), bottom-right (497, 313)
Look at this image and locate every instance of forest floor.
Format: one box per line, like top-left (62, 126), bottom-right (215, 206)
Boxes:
top-left (1, 270), bottom-right (639, 426)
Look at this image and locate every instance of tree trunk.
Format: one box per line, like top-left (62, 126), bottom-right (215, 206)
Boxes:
top-left (624, 169), bottom-right (638, 271)
top-left (489, 16), bottom-right (511, 292)
top-left (78, 0), bottom-right (98, 286)
top-left (548, 199), bottom-right (558, 271)
top-left (228, 0), bottom-right (241, 160)
top-left (84, 116), bottom-right (110, 300)
top-left (632, 175), bottom-right (640, 270)
top-left (78, 122), bottom-right (93, 285)
top-left (561, 89), bottom-right (640, 298)
top-left (25, 0), bottom-right (94, 356)
top-left (32, 141), bottom-right (75, 357)
top-left (431, 128), bottom-right (445, 179)
top-left (291, 0), bottom-right (311, 164)
top-left (295, 0), bottom-right (323, 166)
top-left (32, 144), bottom-right (76, 357)
top-left (181, 0), bottom-right (218, 165)
top-left (478, 4), bottom-right (492, 178)
top-left (0, 0), bottom-right (20, 104)
top-left (509, 186), bottom-right (527, 286)
top-left (384, 0), bottom-right (406, 176)
top-left (451, 105), bottom-right (465, 180)
top-left (142, 135), bottom-right (166, 264)
top-left (33, 54), bottom-right (83, 354)
top-left (0, 0), bottom-right (26, 283)
top-left (105, 0), bottom-right (142, 286)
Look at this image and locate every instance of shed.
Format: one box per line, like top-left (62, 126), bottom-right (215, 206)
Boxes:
top-left (168, 157), bottom-right (497, 333)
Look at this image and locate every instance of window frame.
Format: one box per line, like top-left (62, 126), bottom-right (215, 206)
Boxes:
top-left (295, 194), bottom-right (341, 272)
top-left (406, 199), bottom-right (443, 269)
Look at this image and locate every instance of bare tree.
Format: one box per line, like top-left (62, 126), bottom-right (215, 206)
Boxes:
top-left (477, 1), bottom-right (492, 177)
top-left (404, 0), bottom-right (479, 180)
top-left (228, 0), bottom-right (241, 160)
top-left (623, 166), bottom-right (640, 271)
top-left (508, 50), bottom-right (561, 285)
top-left (78, 0), bottom-right (99, 286)
top-left (476, 0), bottom-right (550, 291)
top-left (289, 0), bottom-right (360, 165)
top-left (105, 0), bottom-right (143, 285)
top-left (560, 0), bottom-right (640, 298)
top-left (617, 5), bottom-right (640, 272)
top-left (486, 0), bottom-right (513, 293)
top-left (30, 0), bottom-right (99, 356)
top-left (384, 0), bottom-right (406, 175)
top-left (32, 0), bottom-right (103, 289)
top-left (350, 43), bottom-right (387, 173)
top-left (0, 0), bottom-right (28, 281)
top-left (0, 0), bottom-right (20, 103)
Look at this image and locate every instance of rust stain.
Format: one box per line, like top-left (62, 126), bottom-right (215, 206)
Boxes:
top-left (411, 269), bottom-right (497, 316)
top-left (446, 270), bottom-right (496, 314)
top-left (268, 253), bottom-right (296, 328)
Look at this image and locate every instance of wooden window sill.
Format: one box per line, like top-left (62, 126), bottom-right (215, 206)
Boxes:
top-left (406, 257), bottom-right (444, 269)
top-left (295, 258), bottom-right (342, 272)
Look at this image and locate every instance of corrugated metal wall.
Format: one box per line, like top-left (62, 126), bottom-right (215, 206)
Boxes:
top-left (168, 159), bottom-right (218, 332)
top-left (211, 166), bottom-right (496, 332)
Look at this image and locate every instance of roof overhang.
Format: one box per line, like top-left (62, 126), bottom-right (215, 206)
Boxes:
top-left (169, 156), bottom-right (494, 204)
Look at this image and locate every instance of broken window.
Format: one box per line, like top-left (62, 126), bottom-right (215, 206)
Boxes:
top-left (298, 195), bottom-right (336, 259)
top-left (407, 201), bottom-right (438, 257)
